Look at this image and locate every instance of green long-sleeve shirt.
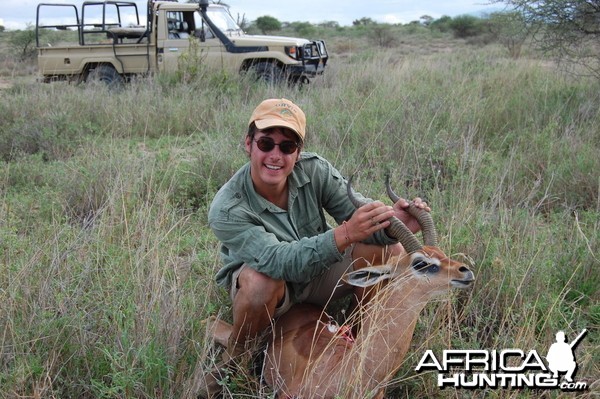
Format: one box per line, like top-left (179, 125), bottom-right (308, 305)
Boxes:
top-left (208, 152), bottom-right (397, 301)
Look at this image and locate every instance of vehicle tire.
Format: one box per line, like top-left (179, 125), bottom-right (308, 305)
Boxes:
top-left (87, 65), bottom-right (123, 88)
top-left (289, 75), bottom-right (309, 88)
top-left (251, 62), bottom-right (284, 85)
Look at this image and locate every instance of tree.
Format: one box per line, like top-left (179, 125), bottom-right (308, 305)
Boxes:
top-left (318, 21), bottom-right (340, 29)
top-left (420, 15), bottom-right (434, 26)
top-left (9, 25), bottom-right (37, 61)
top-left (495, 0), bottom-right (600, 78)
top-left (368, 24), bottom-right (396, 47)
top-left (289, 22), bottom-right (315, 37)
top-left (488, 11), bottom-right (528, 58)
top-left (429, 15), bottom-right (452, 32)
top-left (255, 15), bottom-right (281, 34)
top-left (448, 15), bottom-right (485, 38)
top-left (352, 17), bottom-right (375, 26)
top-left (235, 13), bottom-right (249, 31)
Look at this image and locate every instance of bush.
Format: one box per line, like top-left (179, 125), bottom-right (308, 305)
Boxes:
top-left (255, 15), bottom-right (281, 34)
top-left (368, 24), bottom-right (397, 47)
top-left (429, 15), bottom-right (452, 33)
top-left (449, 14), bottom-right (485, 38)
top-left (290, 21), bottom-right (316, 37)
top-left (488, 11), bottom-right (529, 58)
top-left (8, 27), bottom-right (37, 61)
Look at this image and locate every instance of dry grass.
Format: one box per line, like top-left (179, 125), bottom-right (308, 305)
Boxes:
top-left (0, 30), bottom-right (598, 398)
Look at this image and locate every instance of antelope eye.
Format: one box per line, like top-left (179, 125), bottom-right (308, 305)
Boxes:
top-left (412, 259), bottom-right (429, 271)
top-left (412, 259), bottom-right (440, 273)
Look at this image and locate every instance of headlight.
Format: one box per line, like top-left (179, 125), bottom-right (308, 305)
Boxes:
top-left (285, 46), bottom-right (298, 59)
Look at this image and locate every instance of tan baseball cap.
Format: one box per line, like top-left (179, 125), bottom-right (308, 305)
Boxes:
top-left (248, 98), bottom-right (306, 142)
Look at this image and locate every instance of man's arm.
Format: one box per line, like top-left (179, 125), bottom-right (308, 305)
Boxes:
top-left (310, 156), bottom-right (400, 250)
top-left (210, 213), bottom-right (343, 283)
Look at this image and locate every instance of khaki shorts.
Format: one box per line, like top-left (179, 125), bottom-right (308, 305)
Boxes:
top-left (230, 245), bottom-right (356, 318)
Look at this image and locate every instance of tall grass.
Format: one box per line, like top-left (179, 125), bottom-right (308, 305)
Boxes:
top-left (0, 39), bottom-right (598, 398)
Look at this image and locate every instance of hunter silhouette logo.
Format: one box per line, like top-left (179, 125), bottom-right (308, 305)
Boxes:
top-left (415, 328), bottom-right (589, 391)
top-left (546, 329), bottom-right (587, 383)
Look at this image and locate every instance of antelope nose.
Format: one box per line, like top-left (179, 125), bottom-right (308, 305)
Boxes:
top-left (460, 266), bottom-right (475, 281)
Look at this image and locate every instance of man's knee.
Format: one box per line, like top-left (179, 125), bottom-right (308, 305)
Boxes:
top-left (235, 267), bottom-right (285, 309)
top-left (352, 243), bottom-right (405, 267)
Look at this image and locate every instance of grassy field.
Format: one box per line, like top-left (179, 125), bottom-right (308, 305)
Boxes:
top-left (0, 29), bottom-right (598, 398)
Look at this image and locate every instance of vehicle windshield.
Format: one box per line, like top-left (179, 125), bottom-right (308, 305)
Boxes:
top-left (205, 7), bottom-right (243, 35)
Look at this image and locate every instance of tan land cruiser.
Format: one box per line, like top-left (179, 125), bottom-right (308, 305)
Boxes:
top-left (35, 0), bottom-right (328, 85)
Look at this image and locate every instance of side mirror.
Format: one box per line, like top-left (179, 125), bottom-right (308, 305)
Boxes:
top-left (195, 29), bottom-right (206, 42)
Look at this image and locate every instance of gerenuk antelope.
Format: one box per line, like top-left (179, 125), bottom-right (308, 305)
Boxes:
top-left (206, 177), bottom-right (475, 398)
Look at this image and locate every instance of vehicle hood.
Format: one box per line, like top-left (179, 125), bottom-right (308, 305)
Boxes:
top-left (229, 34), bottom-right (311, 47)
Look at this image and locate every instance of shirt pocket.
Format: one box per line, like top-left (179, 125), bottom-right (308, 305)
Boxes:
top-left (296, 215), bottom-right (326, 238)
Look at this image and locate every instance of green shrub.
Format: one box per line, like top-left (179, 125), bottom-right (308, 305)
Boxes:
top-left (449, 14), bottom-right (485, 38)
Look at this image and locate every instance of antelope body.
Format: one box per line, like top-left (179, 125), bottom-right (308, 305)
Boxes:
top-left (207, 178), bottom-right (475, 398)
top-left (264, 246), bottom-right (473, 398)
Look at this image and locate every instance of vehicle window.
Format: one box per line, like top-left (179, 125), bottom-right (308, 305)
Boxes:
top-left (205, 7), bottom-right (242, 34)
top-left (193, 12), bottom-right (215, 39)
top-left (167, 11), bottom-right (193, 39)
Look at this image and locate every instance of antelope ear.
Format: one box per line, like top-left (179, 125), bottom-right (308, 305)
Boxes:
top-left (342, 265), bottom-right (396, 288)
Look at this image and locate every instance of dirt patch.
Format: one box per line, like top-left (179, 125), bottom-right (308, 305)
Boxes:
top-left (0, 78), bottom-right (12, 89)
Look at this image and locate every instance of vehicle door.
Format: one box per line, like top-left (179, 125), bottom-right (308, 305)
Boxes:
top-left (156, 10), bottom-right (223, 73)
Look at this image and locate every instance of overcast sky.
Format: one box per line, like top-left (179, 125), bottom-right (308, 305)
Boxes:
top-left (1, 0), bottom-right (500, 30)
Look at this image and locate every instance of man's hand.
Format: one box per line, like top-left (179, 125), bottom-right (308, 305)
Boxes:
top-left (346, 201), bottom-right (395, 242)
top-left (334, 201), bottom-right (394, 252)
top-left (392, 197), bottom-right (430, 234)
top-left (334, 198), bottom-right (430, 252)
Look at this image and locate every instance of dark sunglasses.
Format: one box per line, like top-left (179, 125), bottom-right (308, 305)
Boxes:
top-left (254, 137), bottom-right (299, 155)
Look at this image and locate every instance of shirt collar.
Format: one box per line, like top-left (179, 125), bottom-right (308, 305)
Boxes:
top-left (244, 156), bottom-right (311, 214)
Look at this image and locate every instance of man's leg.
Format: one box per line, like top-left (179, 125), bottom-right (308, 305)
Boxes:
top-left (351, 242), bottom-right (404, 269)
top-left (301, 243), bottom-right (406, 309)
top-left (227, 266), bottom-right (286, 357)
top-left (199, 266), bottom-right (285, 398)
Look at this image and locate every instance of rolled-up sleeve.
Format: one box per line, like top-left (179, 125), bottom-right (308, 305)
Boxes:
top-left (210, 207), bottom-right (343, 284)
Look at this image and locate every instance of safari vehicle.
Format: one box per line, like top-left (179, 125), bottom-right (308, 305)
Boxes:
top-left (35, 0), bottom-right (328, 85)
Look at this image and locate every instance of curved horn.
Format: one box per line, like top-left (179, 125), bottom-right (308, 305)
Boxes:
top-left (347, 175), bottom-right (369, 208)
top-left (385, 174), bottom-right (400, 203)
top-left (386, 216), bottom-right (423, 254)
top-left (406, 204), bottom-right (438, 247)
top-left (347, 175), bottom-right (422, 254)
top-left (385, 175), bottom-right (438, 247)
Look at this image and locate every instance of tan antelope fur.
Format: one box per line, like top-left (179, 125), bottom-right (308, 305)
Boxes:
top-left (205, 177), bottom-right (474, 398)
